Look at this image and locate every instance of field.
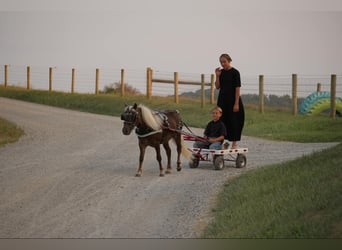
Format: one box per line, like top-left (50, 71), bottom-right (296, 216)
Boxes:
top-left (1, 86), bottom-right (342, 142)
top-left (0, 86), bottom-right (341, 238)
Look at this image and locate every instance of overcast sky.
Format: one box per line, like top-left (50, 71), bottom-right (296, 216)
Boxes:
top-left (1, 0), bottom-right (342, 76)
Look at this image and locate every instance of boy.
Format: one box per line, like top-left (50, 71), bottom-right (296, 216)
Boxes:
top-left (193, 106), bottom-right (227, 150)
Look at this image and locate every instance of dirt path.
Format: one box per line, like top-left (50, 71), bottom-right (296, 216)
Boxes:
top-left (0, 97), bottom-right (338, 238)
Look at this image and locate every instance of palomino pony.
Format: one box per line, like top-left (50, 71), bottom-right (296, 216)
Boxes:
top-left (121, 103), bottom-right (192, 177)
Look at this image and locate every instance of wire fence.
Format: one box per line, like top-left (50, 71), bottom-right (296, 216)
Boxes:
top-left (241, 74), bottom-right (341, 98)
top-left (1, 64), bottom-right (341, 105)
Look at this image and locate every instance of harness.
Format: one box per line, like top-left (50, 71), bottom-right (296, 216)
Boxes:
top-left (155, 111), bottom-right (170, 128)
top-left (155, 110), bottom-right (183, 143)
top-left (135, 127), bottom-right (162, 138)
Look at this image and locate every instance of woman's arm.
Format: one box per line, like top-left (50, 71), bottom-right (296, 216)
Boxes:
top-left (233, 87), bottom-right (240, 112)
top-left (215, 67), bottom-right (221, 89)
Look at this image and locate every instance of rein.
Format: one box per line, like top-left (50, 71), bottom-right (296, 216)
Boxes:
top-left (135, 129), bottom-right (163, 138)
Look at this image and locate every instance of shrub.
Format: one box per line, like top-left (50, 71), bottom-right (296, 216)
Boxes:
top-left (101, 82), bottom-right (141, 95)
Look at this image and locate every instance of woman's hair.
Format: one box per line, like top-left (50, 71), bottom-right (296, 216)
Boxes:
top-left (220, 53), bottom-right (232, 62)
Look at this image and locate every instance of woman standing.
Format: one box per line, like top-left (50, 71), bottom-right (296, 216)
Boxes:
top-left (215, 53), bottom-right (245, 149)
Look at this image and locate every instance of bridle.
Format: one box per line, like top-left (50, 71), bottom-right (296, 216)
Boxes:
top-left (121, 107), bottom-right (138, 126)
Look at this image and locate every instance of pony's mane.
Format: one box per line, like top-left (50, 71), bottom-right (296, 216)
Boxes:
top-left (138, 104), bottom-right (163, 130)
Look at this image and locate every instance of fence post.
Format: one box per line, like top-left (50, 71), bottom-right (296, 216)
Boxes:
top-left (95, 68), bottom-right (99, 95)
top-left (49, 67), bottom-right (53, 92)
top-left (330, 74), bottom-right (336, 119)
top-left (259, 75), bottom-right (264, 114)
top-left (210, 74), bottom-right (215, 104)
top-left (27, 66), bottom-right (31, 90)
top-left (71, 68), bottom-right (75, 94)
top-left (201, 74), bottom-right (205, 108)
top-left (4, 65), bottom-right (8, 88)
top-left (292, 74), bottom-right (298, 115)
top-left (121, 68), bottom-right (125, 97)
top-left (174, 72), bottom-right (179, 104)
top-left (317, 83), bottom-right (322, 92)
top-left (146, 67), bottom-right (152, 99)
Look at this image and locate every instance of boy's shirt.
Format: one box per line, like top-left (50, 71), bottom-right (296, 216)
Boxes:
top-left (204, 120), bottom-right (227, 140)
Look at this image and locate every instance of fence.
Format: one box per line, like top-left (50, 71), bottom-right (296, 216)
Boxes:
top-left (146, 67), bottom-right (215, 108)
top-left (1, 64), bottom-right (341, 118)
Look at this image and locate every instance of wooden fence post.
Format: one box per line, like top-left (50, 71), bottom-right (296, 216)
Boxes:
top-left (27, 66), bottom-right (31, 90)
top-left (95, 68), bottom-right (99, 95)
top-left (210, 74), bottom-right (215, 104)
top-left (259, 75), bottom-right (264, 114)
top-left (4, 65), bottom-right (8, 88)
top-left (121, 69), bottom-right (125, 97)
top-left (71, 68), bottom-right (75, 94)
top-left (292, 74), bottom-right (298, 115)
top-left (146, 67), bottom-right (152, 99)
top-left (174, 72), bottom-right (179, 104)
top-left (317, 83), bottom-right (322, 92)
top-left (201, 74), bottom-right (205, 108)
top-left (330, 74), bottom-right (336, 119)
top-left (49, 67), bottom-right (53, 92)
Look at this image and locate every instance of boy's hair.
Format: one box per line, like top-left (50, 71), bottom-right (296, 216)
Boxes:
top-left (211, 106), bottom-right (223, 113)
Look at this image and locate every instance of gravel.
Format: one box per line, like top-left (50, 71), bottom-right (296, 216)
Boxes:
top-left (0, 97), bottom-right (338, 238)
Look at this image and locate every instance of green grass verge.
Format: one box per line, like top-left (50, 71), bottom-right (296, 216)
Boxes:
top-left (244, 106), bottom-right (342, 142)
top-left (0, 117), bottom-right (24, 147)
top-left (202, 143), bottom-right (342, 238)
top-left (1, 86), bottom-right (341, 142)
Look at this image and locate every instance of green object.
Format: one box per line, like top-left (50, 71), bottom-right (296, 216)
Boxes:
top-left (300, 92), bottom-right (342, 115)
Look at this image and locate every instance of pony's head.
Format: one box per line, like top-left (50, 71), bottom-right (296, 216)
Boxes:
top-left (121, 103), bottom-right (139, 135)
top-left (121, 103), bottom-right (163, 135)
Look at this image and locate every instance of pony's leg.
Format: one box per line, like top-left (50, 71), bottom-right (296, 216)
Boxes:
top-left (176, 135), bottom-right (182, 171)
top-left (136, 143), bottom-right (146, 177)
top-left (163, 142), bottom-right (172, 174)
top-left (154, 146), bottom-right (164, 177)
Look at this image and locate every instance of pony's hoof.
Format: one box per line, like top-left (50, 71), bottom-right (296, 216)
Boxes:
top-left (177, 167), bottom-right (182, 172)
top-left (159, 173), bottom-right (165, 177)
top-left (165, 169), bottom-right (172, 174)
top-left (135, 173), bottom-right (142, 177)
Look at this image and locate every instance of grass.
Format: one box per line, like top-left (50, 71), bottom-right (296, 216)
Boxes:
top-left (0, 86), bottom-right (209, 123)
top-left (244, 106), bottom-right (342, 142)
top-left (1, 86), bottom-right (341, 143)
top-left (203, 143), bottom-right (342, 238)
top-left (0, 117), bottom-right (24, 147)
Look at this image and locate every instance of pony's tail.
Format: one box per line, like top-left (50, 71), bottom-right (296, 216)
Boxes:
top-left (180, 136), bottom-right (193, 163)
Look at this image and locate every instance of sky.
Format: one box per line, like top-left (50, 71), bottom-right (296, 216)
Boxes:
top-left (0, 0), bottom-right (342, 76)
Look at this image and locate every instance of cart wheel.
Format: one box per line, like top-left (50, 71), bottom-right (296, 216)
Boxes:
top-left (214, 155), bottom-right (224, 170)
top-left (236, 154), bottom-right (247, 168)
top-left (189, 155), bottom-right (199, 168)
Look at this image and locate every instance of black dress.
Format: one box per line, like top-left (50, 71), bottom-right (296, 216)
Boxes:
top-left (217, 68), bottom-right (245, 141)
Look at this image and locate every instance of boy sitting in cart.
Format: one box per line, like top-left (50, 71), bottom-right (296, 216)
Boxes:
top-left (193, 106), bottom-right (228, 150)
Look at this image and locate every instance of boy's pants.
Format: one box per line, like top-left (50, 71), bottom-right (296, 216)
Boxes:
top-left (193, 138), bottom-right (222, 150)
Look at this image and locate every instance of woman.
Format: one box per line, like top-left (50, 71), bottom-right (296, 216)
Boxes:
top-left (215, 53), bottom-right (245, 149)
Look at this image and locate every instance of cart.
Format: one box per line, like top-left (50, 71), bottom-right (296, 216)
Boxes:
top-left (183, 134), bottom-right (248, 170)
top-left (161, 123), bottom-right (248, 170)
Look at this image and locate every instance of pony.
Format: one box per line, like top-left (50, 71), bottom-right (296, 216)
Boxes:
top-left (121, 103), bottom-right (192, 177)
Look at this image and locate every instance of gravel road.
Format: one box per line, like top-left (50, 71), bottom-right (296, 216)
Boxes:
top-left (0, 97), bottom-right (338, 238)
